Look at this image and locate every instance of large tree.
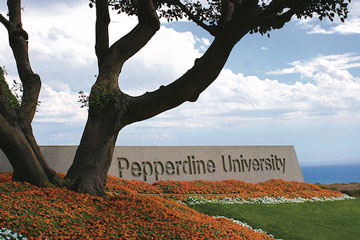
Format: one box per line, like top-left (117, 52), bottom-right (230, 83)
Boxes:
top-left (0, 0), bottom-right (351, 196)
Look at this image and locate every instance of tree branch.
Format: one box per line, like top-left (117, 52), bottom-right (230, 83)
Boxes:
top-left (7, 0), bottom-right (21, 26)
top-left (98, 0), bottom-right (160, 80)
top-left (255, 8), bottom-right (295, 31)
top-left (260, 0), bottom-right (283, 16)
top-left (95, 0), bottom-right (110, 71)
top-left (0, 13), bottom-right (11, 29)
top-left (6, 0), bottom-right (41, 122)
top-left (126, 26), bottom-right (247, 123)
top-left (219, 0), bottom-right (235, 27)
top-left (171, 0), bottom-right (218, 36)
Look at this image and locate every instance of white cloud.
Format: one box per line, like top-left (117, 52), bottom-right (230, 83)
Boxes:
top-left (332, 18), bottom-right (360, 35)
top-left (0, 2), bottom-right (99, 90)
top-left (120, 26), bottom-right (202, 95)
top-left (138, 53), bottom-right (360, 128)
top-left (35, 83), bottom-right (88, 124)
top-left (306, 25), bottom-right (335, 35)
top-left (202, 38), bottom-right (210, 46)
top-left (21, 3), bottom-right (96, 66)
top-left (1, 2), bottom-right (135, 68)
top-left (268, 54), bottom-right (360, 79)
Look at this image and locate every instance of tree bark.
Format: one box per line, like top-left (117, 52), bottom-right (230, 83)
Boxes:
top-left (65, 94), bottom-right (122, 196)
top-left (0, 115), bottom-right (49, 186)
top-left (0, 114), bottom-right (64, 186)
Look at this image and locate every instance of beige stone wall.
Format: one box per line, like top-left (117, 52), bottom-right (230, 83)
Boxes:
top-left (0, 145), bottom-right (304, 183)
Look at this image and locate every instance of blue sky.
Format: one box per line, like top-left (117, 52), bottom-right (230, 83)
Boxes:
top-left (1, 0), bottom-right (359, 166)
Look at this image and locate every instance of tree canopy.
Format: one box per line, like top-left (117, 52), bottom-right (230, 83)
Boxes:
top-left (96, 0), bottom-right (350, 36)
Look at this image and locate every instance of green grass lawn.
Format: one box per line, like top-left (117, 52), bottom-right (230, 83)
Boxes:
top-left (189, 198), bottom-right (360, 240)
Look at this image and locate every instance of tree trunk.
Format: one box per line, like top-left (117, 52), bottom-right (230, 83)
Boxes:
top-left (65, 98), bottom-right (121, 196)
top-left (0, 0), bottom-right (65, 189)
top-left (0, 117), bottom-right (64, 187)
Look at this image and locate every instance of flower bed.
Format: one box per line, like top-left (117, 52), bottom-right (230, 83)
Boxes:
top-left (153, 179), bottom-right (343, 197)
top-left (106, 177), bottom-right (344, 203)
top-left (0, 172), bottom-right (273, 240)
top-left (0, 172), bottom-right (348, 239)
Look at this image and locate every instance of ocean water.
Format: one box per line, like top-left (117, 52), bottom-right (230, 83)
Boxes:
top-left (301, 164), bottom-right (360, 184)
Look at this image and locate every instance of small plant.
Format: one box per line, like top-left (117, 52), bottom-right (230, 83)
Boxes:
top-left (78, 91), bottom-right (89, 109)
top-left (0, 66), bottom-right (20, 110)
top-left (78, 85), bottom-right (119, 112)
top-left (0, 66), bottom-right (41, 111)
